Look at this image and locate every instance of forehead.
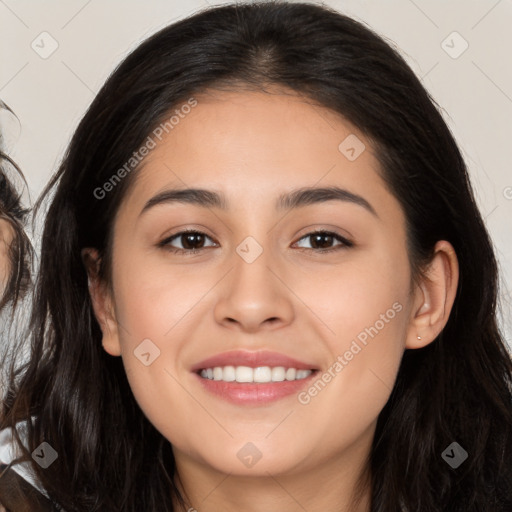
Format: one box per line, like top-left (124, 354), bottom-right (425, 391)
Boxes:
top-left (121, 88), bottom-right (398, 219)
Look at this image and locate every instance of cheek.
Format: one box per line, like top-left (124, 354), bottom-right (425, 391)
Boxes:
top-left (112, 246), bottom-right (210, 341)
top-left (111, 252), bottom-right (213, 438)
top-left (298, 246), bottom-right (410, 416)
top-left (303, 244), bottom-right (410, 348)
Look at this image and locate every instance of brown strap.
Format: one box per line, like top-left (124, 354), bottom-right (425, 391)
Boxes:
top-left (0, 464), bottom-right (54, 512)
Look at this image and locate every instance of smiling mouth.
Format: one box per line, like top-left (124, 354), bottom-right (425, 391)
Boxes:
top-left (196, 365), bottom-right (319, 383)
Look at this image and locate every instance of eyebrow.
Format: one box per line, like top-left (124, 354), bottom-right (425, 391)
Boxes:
top-left (140, 186), bottom-right (378, 217)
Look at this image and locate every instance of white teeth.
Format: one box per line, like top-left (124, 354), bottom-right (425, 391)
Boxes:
top-left (236, 366), bottom-right (253, 383)
top-left (253, 366), bottom-right (272, 383)
top-left (296, 370), bottom-right (311, 379)
top-left (271, 366), bottom-right (286, 382)
top-left (199, 365), bottom-right (313, 383)
top-left (285, 368), bottom-right (296, 381)
top-left (222, 365), bottom-right (236, 382)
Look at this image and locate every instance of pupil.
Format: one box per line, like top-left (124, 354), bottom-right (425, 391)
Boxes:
top-left (183, 233), bottom-right (203, 249)
top-left (312, 233), bottom-right (332, 249)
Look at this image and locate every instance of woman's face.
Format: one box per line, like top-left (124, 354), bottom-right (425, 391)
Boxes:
top-left (89, 89), bottom-right (452, 482)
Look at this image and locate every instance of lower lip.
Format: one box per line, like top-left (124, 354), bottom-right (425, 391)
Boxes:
top-left (193, 372), bottom-right (318, 405)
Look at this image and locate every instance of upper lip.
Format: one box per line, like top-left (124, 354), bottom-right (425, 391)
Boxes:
top-left (191, 350), bottom-right (319, 372)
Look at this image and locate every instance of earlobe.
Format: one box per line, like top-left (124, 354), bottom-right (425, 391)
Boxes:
top-left (405, 240), bottom-right (459, 349)
top-left (81, 248), bottom-right (122, 357)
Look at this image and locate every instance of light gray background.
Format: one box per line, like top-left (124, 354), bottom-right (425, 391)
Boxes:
top-left (1, 0), bottom-right (511, 348)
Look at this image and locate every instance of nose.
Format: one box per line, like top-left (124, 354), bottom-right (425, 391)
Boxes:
top-left (213, 246), bottom-right (295, 333)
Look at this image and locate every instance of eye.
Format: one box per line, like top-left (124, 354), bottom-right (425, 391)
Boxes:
top-left (159, 229), bottom-right (217, 254)
top-left (159, 229), bottom-right (353, 255)
top-left (293, 230), bottom-right (353, 253)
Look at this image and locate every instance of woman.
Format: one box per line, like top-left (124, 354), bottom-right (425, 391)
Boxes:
top-left (0, 103), bottom-right (35, 511)
top-left (0, 100), bottom-right (31, 334)
top-left (0, 162), bottom-right (30, 311)
top-left (0, 2), bottom-right (511, 511)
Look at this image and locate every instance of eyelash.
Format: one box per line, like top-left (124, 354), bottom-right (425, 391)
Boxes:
top-left (158, 229), bottom-right (354, 255)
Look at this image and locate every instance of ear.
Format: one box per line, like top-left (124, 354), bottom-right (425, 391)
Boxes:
top-left (81, 247), bottom-right (122, 357)
top-left (405, 240), bottom-right (459, 349)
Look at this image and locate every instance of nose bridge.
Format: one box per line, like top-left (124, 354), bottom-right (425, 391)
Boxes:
top-left (231, 232), bottom-right (277, 301)
top-left (213, 231), bottom-right (294, 331)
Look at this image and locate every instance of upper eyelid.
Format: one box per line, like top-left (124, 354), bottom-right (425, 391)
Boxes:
top-left (161, 229), bottom-right (352, 248)
top-left (162, 229), bottom-right (217, 244)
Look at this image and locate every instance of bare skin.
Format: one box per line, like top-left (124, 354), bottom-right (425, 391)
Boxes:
top-left (84, 88), bottom-right (459, 512)
top-left (0, 218), bottom-right (14, 301)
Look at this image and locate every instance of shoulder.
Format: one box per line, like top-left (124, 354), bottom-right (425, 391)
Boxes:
top-left (0, 420), bottom-right (49, 498)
